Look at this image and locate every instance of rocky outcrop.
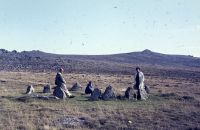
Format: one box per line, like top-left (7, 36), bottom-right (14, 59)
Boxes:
top-left (53, 87), bottom-right (66, 99)
top-left (102, 85), bottom-right (116, 101)
top-left (43, 84), bottom-right (51, 93)
top-left (124, 87), bottom-right (137, 100)
top-left (145, 85), bottom-right (150, 94)
top-left (70, 82), bottom-right (82, 91)
top-left (90, 88), bottom-right (101, 101)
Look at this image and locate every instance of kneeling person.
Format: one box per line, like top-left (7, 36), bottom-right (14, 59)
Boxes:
top-left (55, 68), bottom-right (74, 98)
top-left (85, 81), bottom-right (94, 94)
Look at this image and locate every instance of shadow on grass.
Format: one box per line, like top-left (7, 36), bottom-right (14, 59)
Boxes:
top-left (0, 95), bottom-right (16, 101)
top-left (0, 95), bottom-right (38, 103)
top-left (0, 92), bottom-right (174, 107)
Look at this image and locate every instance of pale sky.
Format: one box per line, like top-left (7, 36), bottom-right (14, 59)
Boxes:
top-left (0, 0), bottom-right (200, 57)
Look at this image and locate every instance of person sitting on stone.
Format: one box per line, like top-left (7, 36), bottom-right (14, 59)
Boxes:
top-left (85, 81), bottom-right (94, 94)
top-left (55, 68), bottom-right (75, 98)
top-left (133, 67), bottom-right (148, 100)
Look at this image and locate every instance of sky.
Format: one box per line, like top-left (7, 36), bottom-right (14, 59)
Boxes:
top-left (0, 0), bottom-right (200, 57)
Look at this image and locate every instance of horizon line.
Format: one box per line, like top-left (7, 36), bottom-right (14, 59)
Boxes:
top-left (0, 48), bottom-right (198, 58)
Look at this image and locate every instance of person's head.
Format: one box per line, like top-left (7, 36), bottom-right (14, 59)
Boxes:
top-left (136, 67), bottom-right (141, 73)
top-left (59, 68), bottom-right (64, 73)
top-left (88, 81), bottom-right (92, 85)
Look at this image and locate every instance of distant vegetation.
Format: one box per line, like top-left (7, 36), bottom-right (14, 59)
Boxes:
top-left (0, 49), bottom-right (200, 76)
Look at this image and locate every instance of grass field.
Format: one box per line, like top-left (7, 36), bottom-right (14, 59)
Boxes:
top-left (0, 71), bottom-right (200, 130)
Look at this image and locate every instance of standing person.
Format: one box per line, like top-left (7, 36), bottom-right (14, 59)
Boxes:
top-left (85, 81), bottom-right (94, 94)
top-left (134, 67), bottom-right (148, 100)
top-left (55, 68), bottom-right (74, 98)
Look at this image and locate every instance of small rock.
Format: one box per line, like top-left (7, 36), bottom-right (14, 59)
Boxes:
top-left (145, 85), bottom-right (150, 94)
top-left (26, 85), bottom-right (34, 94)
top-left (102, 85), bottom-right (116, 101)
top-left (90, 88), bottom-right (101, 101)
top-left (43, 84), bottom-right (51, 93)
top-left (70, 82), bottom-right (82, 91)
top-left (140, 88), bottom-right (148, 100)
top-left (53, 87), bottom-right (66, 99)
top-left (128, 121), bottom-right (132, 124)
top-left (124, 87), bottom-right (137, 100)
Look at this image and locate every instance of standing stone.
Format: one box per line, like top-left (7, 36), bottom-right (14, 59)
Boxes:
top-left (43, 84), bottom-right (51, 93)
top-left (90, 88), bottom-right (101, 101)
top-left (102, 85), bottom-right (116, 101)
top-left (145, 85), bottom-right (150, 94)
top-left (26, 85), bottom-right (34, 94)
top-left (124, 87), bottom-right (137, 100)
top-left (53, 87), bottom-right (66, 99)
top-left (70, 82), bottom-right (82, 91)
top-left (139, 88), bottom-right (148, 100)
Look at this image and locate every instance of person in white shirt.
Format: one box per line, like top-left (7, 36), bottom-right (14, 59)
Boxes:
top-left (134, 67), bottom-right (148, 100)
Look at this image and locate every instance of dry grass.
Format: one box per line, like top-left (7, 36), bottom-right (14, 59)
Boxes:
top-left (0, 71), bottom-right (200, 130)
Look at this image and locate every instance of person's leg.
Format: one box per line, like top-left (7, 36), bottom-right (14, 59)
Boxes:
top-left (65, 89), bottom-right (72, 97)
top-left (137, 89), bottom-right (141, 100)
top-left (61, 84), bottom-right (73, 97)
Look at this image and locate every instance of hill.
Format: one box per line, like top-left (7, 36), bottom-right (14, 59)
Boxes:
top-left (0, 49), bottom-right (200, 76)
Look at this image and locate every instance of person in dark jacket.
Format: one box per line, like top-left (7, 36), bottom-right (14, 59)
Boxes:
top-left (85, 81), bottom-right (94, 94)
top-left (55, 68), bottom-right (74, 98)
